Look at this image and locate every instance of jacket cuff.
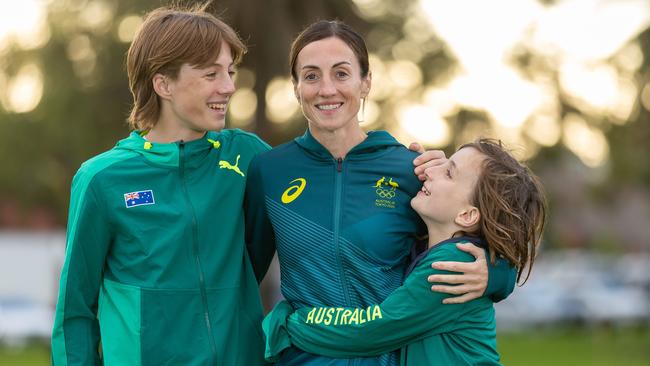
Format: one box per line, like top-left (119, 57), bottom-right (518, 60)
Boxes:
top-left (263, 300), bottom-right (294, 362)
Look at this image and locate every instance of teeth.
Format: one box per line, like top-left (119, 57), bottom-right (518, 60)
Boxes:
top-left (317, 103), bottom-right (342, 110)
top-left (208, 103), bottom-right (226, 111)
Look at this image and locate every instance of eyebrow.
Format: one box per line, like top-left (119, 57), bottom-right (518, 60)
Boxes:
top-left (301, 61), bottom-right (352, 70)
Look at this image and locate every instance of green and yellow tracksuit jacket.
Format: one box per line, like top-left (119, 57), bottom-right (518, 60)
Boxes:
top-left (246, 129), bottom-right (515, 366)
top-left (263, 236), bottom-right (508, 366)
top-left (51, 129), bottom-right (271, 366)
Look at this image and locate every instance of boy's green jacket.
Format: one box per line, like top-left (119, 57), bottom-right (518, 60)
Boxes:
top-left (51, 130), bottom-right (271, 366)
top-left (263, 236), bottom-right (510, 366)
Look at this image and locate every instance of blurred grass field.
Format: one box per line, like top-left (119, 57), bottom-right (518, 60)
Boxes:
top-left (1, 326), bottom-right (648, 365)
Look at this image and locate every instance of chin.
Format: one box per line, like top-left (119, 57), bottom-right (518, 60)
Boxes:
top-left (208, 120), bottom-right (226, 132)
top-left (410, 196), bottom-right (422, 212)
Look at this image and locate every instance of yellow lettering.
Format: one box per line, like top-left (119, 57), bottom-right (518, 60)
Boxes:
top-left (315, 307), bottom-right (326, 324)
top-left (324, 308), bottom-right (335, 325)
top-left (372, 305), bottom-right (383, 320)
top-left (334, 308), bottom-right (344, 325)
top-left (306, 308), bottom-right (316, 324)
top-left (350, 308), bottom-right (360, 325)
top-left (359, 307), bottom-right (366, 324)
top-left (341, 309), bottom-right (352, 325)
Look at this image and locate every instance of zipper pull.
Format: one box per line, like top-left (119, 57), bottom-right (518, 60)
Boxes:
top-left (337, 157), bottom-right (343, 172)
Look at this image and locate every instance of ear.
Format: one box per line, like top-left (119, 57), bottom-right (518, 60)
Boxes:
top-left (152, 73), bottom-right (172, 100)
top-left (454, 206), bottom-right (480, 229)
top-left (361, 71), bottom-right (372, 98)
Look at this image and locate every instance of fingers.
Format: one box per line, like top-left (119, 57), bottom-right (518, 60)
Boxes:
top-left (442, 291), bottom-right (482, 304)
top-left (413, 150), bottom-right (446, 167)
top-left (408, 142), bottom-right (425, 154)
top-left (430, 283), bottom-right (482, 294)
top-left (430, 282), bottom-right (485, 304)
top-left (455, 242), bottom-right (486, 260)
top-left (413, 152), bottom-right (447, 178)
top-left (431, 260), bottom-right (479, 273)
top-left (428, 273), bottom-right (481, 284)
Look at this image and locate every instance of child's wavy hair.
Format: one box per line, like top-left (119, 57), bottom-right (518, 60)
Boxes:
top-left (460, 139), bottom-right (547, 284)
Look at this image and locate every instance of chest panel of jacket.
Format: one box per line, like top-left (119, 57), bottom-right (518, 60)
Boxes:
top-left (95, 144), bottom-right (250, 289)
top-left (255, 135), bottom-right (424, 310)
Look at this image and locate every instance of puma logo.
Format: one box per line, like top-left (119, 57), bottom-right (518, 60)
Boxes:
top-left (219, 155), bottom-right (245, 177)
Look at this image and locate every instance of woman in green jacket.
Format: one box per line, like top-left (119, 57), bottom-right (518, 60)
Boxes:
top-left (264, 139), bottom-right (547, 365)
top-left (247, 20), bottom-right (518, 366)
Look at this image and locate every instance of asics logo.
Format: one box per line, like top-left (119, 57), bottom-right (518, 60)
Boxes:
top-left (282, 178), bottom-right (306, 204)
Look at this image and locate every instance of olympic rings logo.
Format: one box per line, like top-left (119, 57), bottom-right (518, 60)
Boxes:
top-left (375, 187), bottom-right (396, 199)
top-left (282, 178), bottom-right (307, 204)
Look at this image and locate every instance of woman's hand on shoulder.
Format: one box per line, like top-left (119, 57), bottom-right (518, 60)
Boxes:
top-left (409, 142), bottom-right (447, 181)
top-left (427, 243), bottom-right (488, 304)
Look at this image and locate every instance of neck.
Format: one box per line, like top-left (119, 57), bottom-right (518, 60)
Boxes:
top-left (425, 222), bottom-right (461, 249)
top-left (309, 123), bottom-right (367, 159)
top-left (146, 120), bottom-right (206, 144)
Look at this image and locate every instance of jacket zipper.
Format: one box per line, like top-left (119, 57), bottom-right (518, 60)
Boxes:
top-left (333, 157), bottom-right (351, 307)
top-left (179, 142), bottom-right (218, 362)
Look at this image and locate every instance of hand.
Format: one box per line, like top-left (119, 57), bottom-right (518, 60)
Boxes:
top-left (409, 142), bottom-right (447, 181)
top-left (428, 243), bottom-right (488, 304)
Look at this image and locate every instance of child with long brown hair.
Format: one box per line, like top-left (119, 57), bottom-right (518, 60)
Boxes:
top-left (263, 138), bottom-right (547, 365)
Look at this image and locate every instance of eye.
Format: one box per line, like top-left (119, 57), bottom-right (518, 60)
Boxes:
top-left (335, 70), bottom-right (349, 79)
top-left (304, 73), bottom-right (318, 81)
top-left (205, 72), bottom-right (217, 79)
top-left (228, 70), bottom-right (236, 77)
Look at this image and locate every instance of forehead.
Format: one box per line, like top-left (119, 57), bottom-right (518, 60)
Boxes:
top-left (188, 41), bottom-right (233, 70)
top-left (296, 37), bottom-right (358, 68)
top-left (450, 147), bottom-right (484, 176)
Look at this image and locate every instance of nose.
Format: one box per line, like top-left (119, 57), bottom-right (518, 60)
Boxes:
top-left (218, 73), bottom-right (236, 96)
top-left (318, 75), bottom-right (337, 97)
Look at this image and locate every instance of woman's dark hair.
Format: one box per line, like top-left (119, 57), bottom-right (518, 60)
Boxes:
top-left (289, 20), bottom-right (369, 82)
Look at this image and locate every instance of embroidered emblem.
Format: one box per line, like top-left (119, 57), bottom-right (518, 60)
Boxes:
top-left (282, 178), bottom-right (307, 204)
top-left (219, 155), bottom-right (245, 177)
top-left (124, 190), bottom-right (155, 208)
top-left (374, 177), bottom-right (398, 208)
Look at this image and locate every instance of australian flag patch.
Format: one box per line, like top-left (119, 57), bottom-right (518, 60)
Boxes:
top-left (124, 190), bottom-right (155, 208)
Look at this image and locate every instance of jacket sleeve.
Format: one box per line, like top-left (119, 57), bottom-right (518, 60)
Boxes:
top-left (244, 155), bottom-right (276, 283)
top-left (51, 174), bottom-right (111, 366)
top-left (263, 246), bottom-right (480, 360)
top-left (485, 256), bottom-right (517, 302)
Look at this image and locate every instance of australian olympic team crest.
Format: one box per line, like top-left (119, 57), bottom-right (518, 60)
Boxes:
top-left (374, 177), bottom-right (398, 209)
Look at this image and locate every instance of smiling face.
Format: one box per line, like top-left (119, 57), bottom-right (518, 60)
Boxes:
top-left (293, 37), bottom-right (371, 134)
top-left (154, 41), bottom-right (235, 141)
top-left (411, 146), bottom-right (485, 229)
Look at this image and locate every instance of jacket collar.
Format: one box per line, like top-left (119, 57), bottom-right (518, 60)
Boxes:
top-left (115, 130), bottom-right (222, 168)
top-left (294, 128), bottom-right (404, 161)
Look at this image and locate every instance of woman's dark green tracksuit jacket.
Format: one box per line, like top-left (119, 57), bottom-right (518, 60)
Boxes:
top-left (246, 130), bottom-right (515, 366)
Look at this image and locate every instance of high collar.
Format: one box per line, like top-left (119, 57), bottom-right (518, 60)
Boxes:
top-left (114, 130), bottom-right (222, 168)
top-left (294, 128), bottom-right (404, 161)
